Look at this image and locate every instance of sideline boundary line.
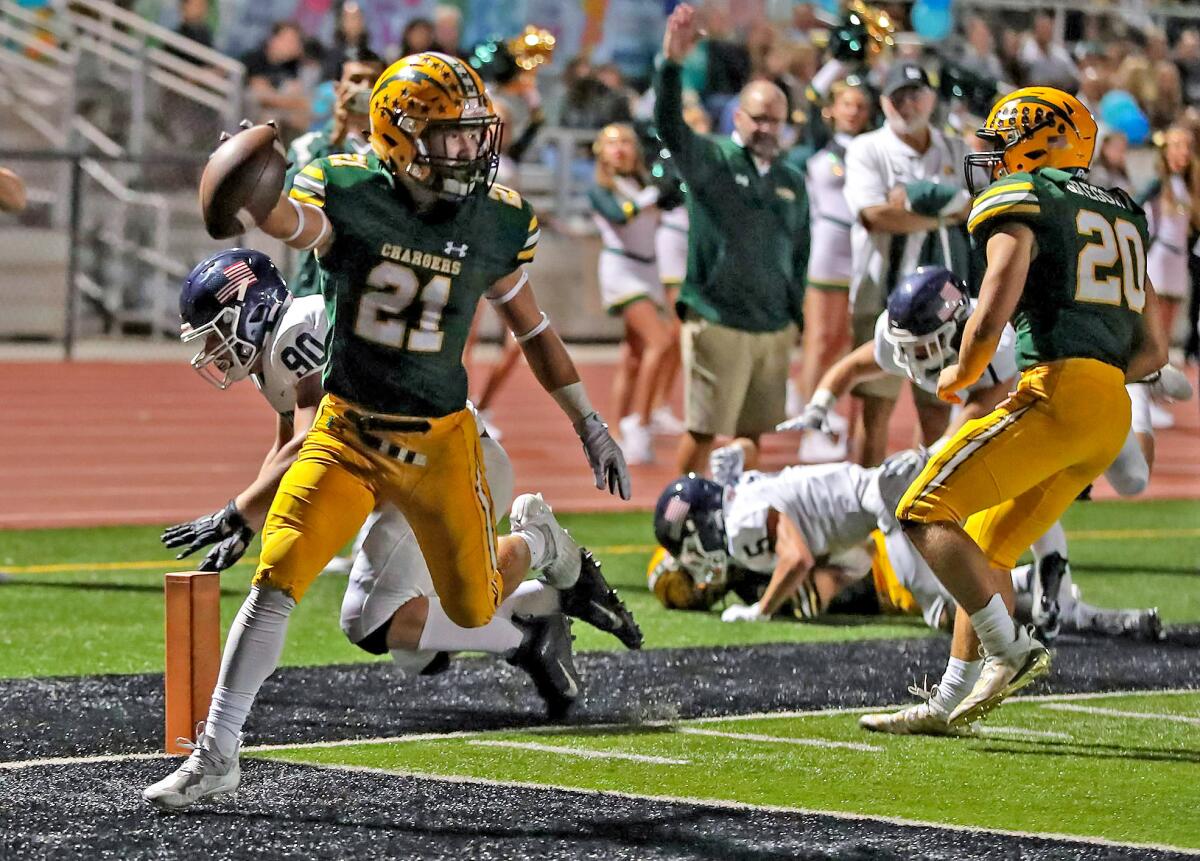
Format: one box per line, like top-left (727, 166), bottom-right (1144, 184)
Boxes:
top-left (1042, 703), bottom-right (1200, 725)
top-left (5, 524), bottom-right (1200, 575)
top-left (272, 759), bottom-right (1200, 857)
top-left (466, 739), bottom-right (690, 765)
top-left (3, 687), bottom-right (1194, 772)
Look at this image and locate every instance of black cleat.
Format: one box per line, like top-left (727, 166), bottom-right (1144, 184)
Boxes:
top-left (507, 613), bottom-right (580, 720)
top-left (1032, 552), bottom-right (1067, 642)
top-left (419, 651), bottom-right (452, 676)
top-left (559, 549), bottom-right (644, 649)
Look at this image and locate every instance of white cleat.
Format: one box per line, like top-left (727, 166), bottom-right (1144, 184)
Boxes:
top-left (510, 493), bottom-right (581, 589)
top-left (948, 626), bottom-right (1050, 728)
top-left (617, 415), bottom-right (655, 465)
top-left (143, 723), bottom-right (240, 811)
top-left (649, 405), bottom-right (686, 436)
top-left (859, 684), bottom-right (973, 737)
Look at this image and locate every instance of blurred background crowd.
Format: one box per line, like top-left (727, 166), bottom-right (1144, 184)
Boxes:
top-left (2, 0), bottom-right (1199, 471)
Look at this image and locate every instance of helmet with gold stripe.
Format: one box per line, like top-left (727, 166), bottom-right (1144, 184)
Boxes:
top-left (369, 52), bottom-right (502, 202)
top-left (964, 86), bottom-right (1097, 195)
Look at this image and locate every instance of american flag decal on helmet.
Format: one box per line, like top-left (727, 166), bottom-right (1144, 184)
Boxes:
top-left (937, 282), bottom-right (960, 320)
top-left (663, 496), bottom-right (690, 539)
top-left (217, 260), bottom-right (257, 303)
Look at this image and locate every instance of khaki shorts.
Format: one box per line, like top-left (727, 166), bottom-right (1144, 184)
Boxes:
top-left (681, 318), bottom-right (795, 437)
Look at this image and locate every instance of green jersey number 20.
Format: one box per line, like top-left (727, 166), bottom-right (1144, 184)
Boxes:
top-left (1075, 210), bottom-right (1147, 314)
top-left (355, 262), bottom-right (450, 352)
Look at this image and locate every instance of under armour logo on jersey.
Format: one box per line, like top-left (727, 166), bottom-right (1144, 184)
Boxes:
top-left (444, 241), bottom-right (470, 258)
top-left (217, 260), bottom-right (257, 303)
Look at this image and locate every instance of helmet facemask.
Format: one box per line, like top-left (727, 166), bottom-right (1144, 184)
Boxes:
top-left (887, 316), bottom-right (964, 384)
top-left (378, 109), bottom-right (502, 203)
top-left (676, 527), bottom-right (729, 589)
top-left (181, 305), bottom-right (260, 390)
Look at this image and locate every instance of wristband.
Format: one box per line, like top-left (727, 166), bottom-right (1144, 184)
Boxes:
top-left (550, 381), bottom-right (596, 425)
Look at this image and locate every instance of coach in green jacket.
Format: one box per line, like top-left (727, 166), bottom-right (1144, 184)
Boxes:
top-left (655, 3), bottom-right (809, 474)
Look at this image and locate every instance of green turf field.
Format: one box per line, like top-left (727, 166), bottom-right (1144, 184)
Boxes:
top-left (256, 689), bottom-right (1200, 851)
top-left (1, 499), bottom-right (1198, 679)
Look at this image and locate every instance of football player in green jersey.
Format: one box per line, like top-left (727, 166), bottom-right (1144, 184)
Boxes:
top-left (895, 87), bottom-right (1169, 729)
top-left (144, 52), bottom-right (629, 809)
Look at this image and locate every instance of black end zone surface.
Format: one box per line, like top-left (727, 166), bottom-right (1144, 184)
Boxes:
top-left (2, 629), bottom-right (1197, 761)
top-left (2, 759), bottom-right (1192, 861)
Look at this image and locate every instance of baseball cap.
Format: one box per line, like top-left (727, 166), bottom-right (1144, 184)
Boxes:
top-left (883, 62), bottom-right (931, 98)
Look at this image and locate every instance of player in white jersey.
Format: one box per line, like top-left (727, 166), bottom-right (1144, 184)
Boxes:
top-left (159, 251), bottom-right (643, 742)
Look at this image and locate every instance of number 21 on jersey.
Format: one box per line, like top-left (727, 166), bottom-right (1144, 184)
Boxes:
top-left (355, 262), bottom-right (450, 352)
top-left (1075, 210), bottom-right (1147, 313)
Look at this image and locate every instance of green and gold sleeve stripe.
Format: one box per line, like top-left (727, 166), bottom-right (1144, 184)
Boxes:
top-left (517, 214), bottom-right (539, 261)
top-left (289, 164), bottom-right (327, 208)
top-left (968, 184), bottom-right (1039, 235)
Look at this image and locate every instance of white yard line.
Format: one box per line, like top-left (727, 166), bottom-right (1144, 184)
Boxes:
top-left (676, 727), bottom-right (882, 752)
top-left (284, 759), bottom-right (1200, 857)
top-left (975, 726), bottom-right (1073, 741)
top-left (466, 739), bottom-right (689, 765)
top-left (1042, 703), bottom-right (1200, 726)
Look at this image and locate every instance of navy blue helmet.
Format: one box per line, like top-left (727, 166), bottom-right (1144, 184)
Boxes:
top-left (179, 249), bottom-right (289, 389)
top-left (654, 475), bottom-right (728, 585)
top-left (884, 266), bottom-right (970, 384)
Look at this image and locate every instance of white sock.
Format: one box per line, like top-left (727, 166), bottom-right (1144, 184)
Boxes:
top-left (1031, 521), bottom-right (1068, 561)
top-left (417, 596), bottom-right (524, 653)
top-left (502, 579), bottom-right (561, 617)
top-left (513, 528), bottom-right (549, 570)
top-left (205, 586), bottom-right (294, 757)
top-left (1128, 382), bottom-right (1153, 435)
top-left (970, 593), bottom-right (1019, 656)
top-left (930, 657), bottom-right (983, 713)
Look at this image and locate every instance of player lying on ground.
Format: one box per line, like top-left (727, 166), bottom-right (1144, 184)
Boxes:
top-left (650, 441), bottom-right (1160, 642)
top-left (893, 86), bottom-right (1169, 730)
top-left (145, 52), bottom-right (631, 811)
top-left (779, 264), bottom-right (1191, 638)
top-left (159, 248), bottom-right (640, 709)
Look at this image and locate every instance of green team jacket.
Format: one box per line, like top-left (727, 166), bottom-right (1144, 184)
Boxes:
top-left (968, 168), bottom-right (1148, 372)
top-left (284, 125), bottom-right (373, 297)
top-left (653, 60), bottom-right (809, 332)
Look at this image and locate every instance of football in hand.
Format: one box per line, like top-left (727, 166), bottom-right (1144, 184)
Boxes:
top-left (198, 121), bottom-right (288, 240)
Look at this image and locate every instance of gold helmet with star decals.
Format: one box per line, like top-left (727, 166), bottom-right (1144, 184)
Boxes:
top-left (369, 52), bottom-right (502, 202)
top-left (964, 86), bottom-right (1097, 195)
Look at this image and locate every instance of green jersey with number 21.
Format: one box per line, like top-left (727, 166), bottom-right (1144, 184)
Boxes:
top-left (967, 167), bottom-right (1148, 372)
top-left (288, 152), bottom-right (539, 416)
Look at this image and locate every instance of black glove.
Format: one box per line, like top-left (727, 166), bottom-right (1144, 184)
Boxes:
top-left (198, 527), bottom-right (254, 572)
top-left (162, 499), bottom-right (248, 560)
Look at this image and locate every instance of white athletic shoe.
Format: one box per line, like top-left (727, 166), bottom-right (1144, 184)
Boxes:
top-left (617, 415), bottom-right (655, 465)
top-left (649, 406), bottom-right (686, 436)
top-left (1148, 400), bottom-right (1175, 430)
top-left (143, 723), bottom-right (240, 810)
top-left (948, 626), bottom-right (1050, 728)
top-left (799, 429), bottom-right (847, 464)
top-left (510, 493), bottom-right (581, 589)
top-left (859, 684), bottom-right (973, 737)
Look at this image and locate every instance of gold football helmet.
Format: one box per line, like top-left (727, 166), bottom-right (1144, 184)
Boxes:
top-left (965, 86), bottom-right (1097, 195)
top-left (369, 52), bottom-right (501, 202)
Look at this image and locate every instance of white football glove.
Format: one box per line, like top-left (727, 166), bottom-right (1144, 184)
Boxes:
top-left (575, 412), bottom-right (631, 499)
top-left (708, 443), bottom-right (745, 487)
top-left (775, 388), bottom-right (837, 434)
top-left (1142, 364), bottom-right (1194, 402)
top-left (721, 602), bottom-right (766, 623)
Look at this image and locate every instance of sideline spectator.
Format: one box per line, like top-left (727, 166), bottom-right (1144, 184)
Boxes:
top-left (241, 22), bottom-right (311, 137)
top-left (959, 16), bottom-right (1005, 83)
top-left (789, 78), bottom-right (873, 463)
top-left (432, 4), bottom-right (462, 57)
top-left (589, 124), bottom-right (676, 465)
top-left (321, 1), bottom-right (371, 82)
top-left (560, 60), bottom-right (632, 129)
top-left (175, 0), bottom-right (213, 49)
top-left (1020, 10), bottom-right (1078, 92)
top-left (1138, 125), bottom-right (1200, 368)
top-left (843, 61), bottom-right (970, 466)
top-left (1175, 29), bottom-right (1200, 106)
top-left (284, 47), bottom-right (386, 297)
top-left (1076, 58), bottom-right (1111, 115)
top-left (1088, 128), bottom-right (1133, 193)
top-left (400, 17), bottom-right (435, 56)
top-left (656, 4), bottom-right (809, 475)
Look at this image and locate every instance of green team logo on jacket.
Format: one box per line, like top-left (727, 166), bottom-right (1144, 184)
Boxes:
top-left (968, 168), bottom-right (1148, 372)
top-left (288, 153), bottom-right (539, 416)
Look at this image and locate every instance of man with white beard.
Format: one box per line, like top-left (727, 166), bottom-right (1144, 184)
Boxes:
top-left (842, 63), bottom-right (972, 466)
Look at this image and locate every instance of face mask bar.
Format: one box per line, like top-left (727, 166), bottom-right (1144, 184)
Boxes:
top-left (886, 319), bottom-right (960, 384)
top-left (678, 533), bottom-right (729, 588)
top-left (415, 116), bottom-right (503, 201)
top-left (181, 306), bottom-right (257, 390)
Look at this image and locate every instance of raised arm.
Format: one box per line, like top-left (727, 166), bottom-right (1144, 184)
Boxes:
top-left (654, 4), bottom-right (718, 183)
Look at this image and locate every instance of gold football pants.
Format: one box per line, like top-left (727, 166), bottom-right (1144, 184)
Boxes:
top-left (897, 359), bottom-right (1130, 570)
top-left (254, 395), bottom-right (502, 627)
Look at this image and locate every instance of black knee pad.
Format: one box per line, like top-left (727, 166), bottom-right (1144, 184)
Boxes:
top-left (353, 620), bottom-right (391, 656)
